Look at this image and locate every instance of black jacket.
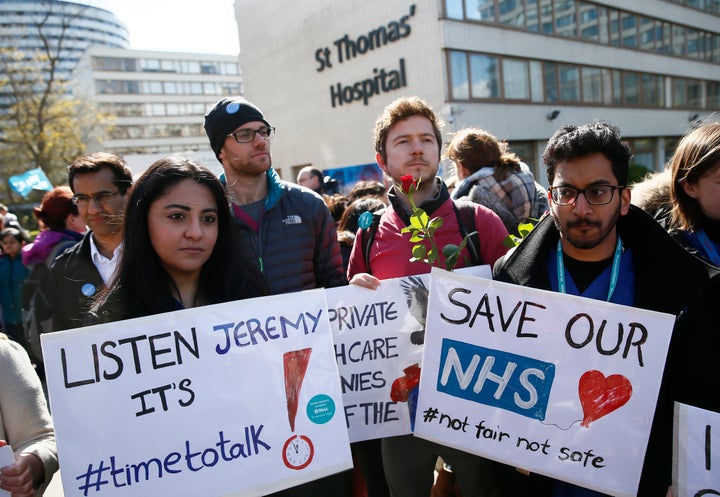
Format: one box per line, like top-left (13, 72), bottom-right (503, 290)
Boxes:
top-left (494, 205), bottom-right (718, 497)
top-left (47, 232), bottom-right (105, 332)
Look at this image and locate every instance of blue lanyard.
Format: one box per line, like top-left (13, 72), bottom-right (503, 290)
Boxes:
top-left (696, 230), bottom-right (720, 266)
top-left (557, 237), bottom-right (623, 302)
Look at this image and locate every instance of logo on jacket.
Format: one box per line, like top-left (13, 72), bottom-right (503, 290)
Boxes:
top-left (282, 215), bottom-right (302, 225)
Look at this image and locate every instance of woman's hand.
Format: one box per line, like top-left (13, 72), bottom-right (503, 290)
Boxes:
top-left (349, 273), bottom-right (381, 290)
top-left (0, 452), bottom-right (43, 497)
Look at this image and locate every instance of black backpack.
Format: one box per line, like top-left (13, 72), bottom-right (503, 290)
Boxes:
top-left (361, 200), bottom-right (482, 273)
top-left (22, 240), bottom-right (76, 363)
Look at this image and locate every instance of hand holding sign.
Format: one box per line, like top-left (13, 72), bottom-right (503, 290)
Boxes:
top-left (578, 370), bottom-right (632, 428)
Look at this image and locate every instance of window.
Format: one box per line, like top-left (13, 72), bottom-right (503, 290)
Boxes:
top-left (499, 0), bottom-right (525, 27)
top-left (621, 12), bottom-right (637, 48)
top-left (558, 65), bottom-right (580, 102)
top-left (503, 59), bottom-right (530, 99)
top-left (446, 0), bottom-right (464, 19)
top-left (465, 0), bottom-right (496, 21)
top-left (641, 74), bottom-right (664, 107)
top-left (707, 81), bottom-right (720, 109)
top-left (470, 53), bottom-right (500, 98)
top-left (544, 62), bottom-right (558, 102)
top-left (449, 51), bottom-right (470, 99)
top-left (539, 0), bottom-right (554, 34)
top-left (554, 0), bottom-right (576, 37)
top-left (581, 67), bottom-right (604, 104)
top-left (622, 72), bottom-right (640, 105)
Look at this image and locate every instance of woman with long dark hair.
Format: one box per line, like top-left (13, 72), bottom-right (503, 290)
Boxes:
top-left (92, 156), bottom-right (266, 321)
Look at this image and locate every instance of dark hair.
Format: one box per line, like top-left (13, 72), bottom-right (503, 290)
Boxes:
top-left (670, 122), bottom-right (720, 231)
top-left (0, 227), bottom-right (24, 244)
top-left (446, 128), bottom-right (521, 181)
top-left (543, 121), bottom-right (631, 186)
top-left (68, 152), bottom-right (134, 194)
top-left (347, 181), bottom-right (387, 202)
top-left (96, 156), bottom-right (264, 318)
top-left (33, 186), bottom-right (79, 231)
top-left (374, 97), bottom-right (443, 163)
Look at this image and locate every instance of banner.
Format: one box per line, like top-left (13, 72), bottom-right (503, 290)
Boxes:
top-left (8, 168), bottom-right (52, 197)
top-left (41, 290), bottom-right (352, 497)
top-left (674, 402), bottom-right (720, 497)
top-left (327, 267), bottom-right (491, 443)
top-left (415, 268), bottom-right (675, 497)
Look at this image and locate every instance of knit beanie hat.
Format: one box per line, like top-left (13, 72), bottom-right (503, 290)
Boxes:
top-left (204, 97), bottom-right (270, 162)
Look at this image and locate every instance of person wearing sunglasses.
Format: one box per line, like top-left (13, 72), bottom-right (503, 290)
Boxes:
top-left (494, 121), bottom-right (717, 497)
top-left (46, 152), bottom-right (134, 332)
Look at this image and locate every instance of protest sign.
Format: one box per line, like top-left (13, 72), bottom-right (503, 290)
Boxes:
top-left (674, 402), bottom-right (720, 497)
top-left (415, 268), bottom-right (675, 497)
top-left (327, 267), bottom-right (491, 442)
top-left (41, 289), bottom-right (352, 497)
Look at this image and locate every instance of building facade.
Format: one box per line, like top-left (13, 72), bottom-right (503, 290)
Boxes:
top-left (234, 0), bottom-right (720, 186)
top-left (0, 0), bottom-right (128, 110)
top-left (73, 46), bottom-right (242, 164)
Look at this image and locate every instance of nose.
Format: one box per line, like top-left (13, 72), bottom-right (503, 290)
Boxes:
top-left (410, 138), bottom-right (424, 155)
top-left (571, 191), bottom-right (593, 214)
top-left (185, 218), bottom-right (203, 240)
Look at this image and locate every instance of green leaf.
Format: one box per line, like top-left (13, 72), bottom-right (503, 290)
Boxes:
top-left (412, 244), bottom-right (427, 260)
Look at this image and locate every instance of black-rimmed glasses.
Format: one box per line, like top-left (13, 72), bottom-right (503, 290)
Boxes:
top-left (549, 185), bottom-right (625, 206)
top-left (71, 191), bottom-right (122, 206)
top-left (227, 126), bottom-right (276, 143)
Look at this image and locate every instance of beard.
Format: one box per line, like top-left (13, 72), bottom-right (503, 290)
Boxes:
top-left (553, 204), bottom-right (622, 250)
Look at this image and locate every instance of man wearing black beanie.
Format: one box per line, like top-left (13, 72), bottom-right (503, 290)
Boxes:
top-left (204, 98), bottom-right (349, 496)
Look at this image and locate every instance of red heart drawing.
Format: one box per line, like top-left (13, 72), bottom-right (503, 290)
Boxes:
top-left (578, 370), bottom-right (632, 428)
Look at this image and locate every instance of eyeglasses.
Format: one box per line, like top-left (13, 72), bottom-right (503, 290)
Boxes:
top-left (227, 126), bottom-right (276, 143)
top-left (549, 185), bottom-right (625, 206)
top-left (71, 191), bottom-right (122, 206)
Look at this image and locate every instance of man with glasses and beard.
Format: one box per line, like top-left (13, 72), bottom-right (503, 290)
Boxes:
top-left (47, 152), bottom-right (133, 331)
top-left (493, 121), bottom-right (717, 497)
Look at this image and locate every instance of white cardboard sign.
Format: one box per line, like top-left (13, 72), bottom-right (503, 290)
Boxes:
top-left (415, 268), bottom-right (675, 497)
top-left (42, 290), bottom-right (352, 497)
top-left (673, 402), bottom-right (720, 497)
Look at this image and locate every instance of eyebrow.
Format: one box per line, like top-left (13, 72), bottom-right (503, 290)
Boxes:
top-left (162, 204), bottom-right (218, 212)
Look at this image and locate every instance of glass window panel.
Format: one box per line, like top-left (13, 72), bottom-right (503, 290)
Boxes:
top-left (449, 51), bottom-right (470, 99)
top-left (526, 0), bottom-right (539, 32)
top-left (612, 70), bottom-right (622, 105)
top-left (641, 74), bottom-right (663, 107)
top-left (499, 0), bottom-right (525, 27)
top-left (672, 78), bottom-right (687, 108)
top-left (470, 53), bottom-right (500, 98)
top-left (558, 65), bottom-right (580, 102)
top-left (595, 6), bottom-right (609, 43)
top-left (446, 0), bottom-right (464, 19)
top-left (706, 81), bottom-right (720, 109)
top-left (601, 68), bottom-right (613, 105)
top-left (578, 2), bottom-right (598, 41)
top-left (503, 58), bottom-right (530, 99)
top-left (581, 67), bottom-right (603, 103)
top-left (544, 62), bottom-right (558, 103)
top-left (530, 60), bottom-right (544, 102)
top-left (554, 0), bottom-right (576, 37)
top-left (539, 0), bottom-right (553, 34)
top-left (672, 25), bottom-right (687, 56)
top-left (638, 17), bottom-right (655, 50)
top-left (686, 28), bottom-right (701, 59)
top-left (609, 10), bottom-right (621, 46)
top-left (465, 0), bottom-right (496, 21)
top-left (623, 72), bottom-right (639, 105)
top-left (711, 34), bottom-right (720, 63)
top-left (164, 81), bottom-right (178, 94)
top-left (621, 12), bottom-right (637, 47)
top-left (688, 79), bottom-right (702, 108)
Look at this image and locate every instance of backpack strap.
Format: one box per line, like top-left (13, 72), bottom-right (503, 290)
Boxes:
top-left (452, 200), bottom-right (482, 266)
top-left (361, 209), bottom-right (384, 274)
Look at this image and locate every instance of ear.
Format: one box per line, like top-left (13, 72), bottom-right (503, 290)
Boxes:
top-left (681, 180), bottom-right (700, 199)
top-left (620, 186), bottom-right (631, 215)
top-left (375, 152), bottom-right (388, 175)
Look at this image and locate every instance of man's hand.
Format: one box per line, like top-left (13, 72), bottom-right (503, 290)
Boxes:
top-left (0, 452), bottom-right (43, 497)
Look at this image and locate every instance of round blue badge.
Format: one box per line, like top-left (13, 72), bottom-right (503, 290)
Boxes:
top-left (306, 394), bottom-right (335, 425)
top-left (81, 283), bottom-right (96, 297)
top-left (225, 102), bottom-right (240, 114)
top-left (358, 211), bottom-right (373, 230)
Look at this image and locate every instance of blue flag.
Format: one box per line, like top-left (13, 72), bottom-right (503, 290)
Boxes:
top-left (8, 168), bottom-right (53, 198)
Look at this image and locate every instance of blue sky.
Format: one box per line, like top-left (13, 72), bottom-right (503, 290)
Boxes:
top-left (85, 0), bottom-right (240, 55)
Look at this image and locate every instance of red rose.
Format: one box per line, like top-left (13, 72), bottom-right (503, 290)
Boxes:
top-left (400, 174), bottom-right (417, 195)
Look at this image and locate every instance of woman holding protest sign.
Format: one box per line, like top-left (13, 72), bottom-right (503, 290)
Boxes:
top-left (91, 156), bottom-right (266, 321)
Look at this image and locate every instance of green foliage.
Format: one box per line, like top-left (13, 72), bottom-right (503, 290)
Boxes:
top-left (504, 220), bottom-right (537, 247)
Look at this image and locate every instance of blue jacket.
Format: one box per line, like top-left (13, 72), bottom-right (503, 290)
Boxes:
top-left (228, 168), bottom-right (346, 295)
top-left (0, 255), bottom-right (29, 325)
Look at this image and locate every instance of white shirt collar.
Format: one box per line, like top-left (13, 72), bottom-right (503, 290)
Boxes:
top-left (89, 235), bottom-right (123, 284)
